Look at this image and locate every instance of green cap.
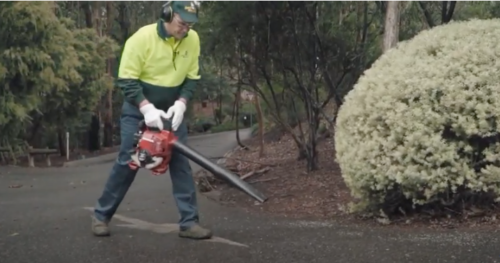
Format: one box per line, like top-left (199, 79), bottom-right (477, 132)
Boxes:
top-left (172, 1), bottom-right (199, 23)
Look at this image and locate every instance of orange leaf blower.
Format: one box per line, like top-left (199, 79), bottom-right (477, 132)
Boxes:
top-left (128, 120), bottom-right (267, 203)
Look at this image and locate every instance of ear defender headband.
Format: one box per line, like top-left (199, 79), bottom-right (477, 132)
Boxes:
top-left (160, 1), bottom-right (174, 23)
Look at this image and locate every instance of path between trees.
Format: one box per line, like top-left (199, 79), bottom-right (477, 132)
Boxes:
top-left (1, 129), bottom-right (499, 263)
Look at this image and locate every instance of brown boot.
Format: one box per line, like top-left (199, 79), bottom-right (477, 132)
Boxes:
top-left (91, 215), bottom-right (110, 237)
top-left (178, 224), bottom-right (213, 240)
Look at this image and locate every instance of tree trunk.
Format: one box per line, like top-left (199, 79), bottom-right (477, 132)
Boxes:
top-left (82, 1), bottom-right (101, 151)
top-left (441, 1), bottom-right (457, 24)
top-left (254, 95), bottom-right (265, 157)
top-left (117, 2), bottom-right (131, 43)
top-left (217, 65), bottom-right (223, 124)
top-left (306, 108), bottom-right (320, 171)
top-left (231, 95), bottom-right (237, 121)
top-left (383, 1), bottom-right (400, 52)
top-left (103, 1), bottom-right (114, 147)
top-left (251, 3), bottom-right (265, 157)
top-left (235, 33), bottom-right (248, 150)
top-left (28, 116), bottom-right (42, 146)
top-left (235, 87), bottom-right (247, 149)
top-left (57, 129), bottom-right (65, 157)
top-left (88, 115), bottom-right (100, 152)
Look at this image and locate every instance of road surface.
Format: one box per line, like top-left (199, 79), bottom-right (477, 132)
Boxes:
top-left (1, 129), bottom-right (500, 263)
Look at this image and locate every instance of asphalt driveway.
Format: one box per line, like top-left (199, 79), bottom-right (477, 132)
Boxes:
top-left (1, 129), bottom-right (500, 263)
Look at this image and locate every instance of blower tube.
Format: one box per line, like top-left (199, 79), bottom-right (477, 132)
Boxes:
top-left (172, 140), bottom-right (268, 203)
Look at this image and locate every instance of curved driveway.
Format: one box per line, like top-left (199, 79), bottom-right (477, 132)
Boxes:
top-left (1, 129), bottom-right (499, 263)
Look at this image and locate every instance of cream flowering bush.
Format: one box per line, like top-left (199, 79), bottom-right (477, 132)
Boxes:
top-left (335, 19), bottom-right (500, 214)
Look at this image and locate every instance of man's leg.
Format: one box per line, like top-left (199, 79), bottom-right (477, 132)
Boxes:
top-left (92, 102), bottom-right (142, 236)
top-left (168, 121), bottom-right (213, 239)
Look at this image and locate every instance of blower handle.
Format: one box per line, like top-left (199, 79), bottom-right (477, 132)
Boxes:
top-left (138, 118), bottom-right (174, 132)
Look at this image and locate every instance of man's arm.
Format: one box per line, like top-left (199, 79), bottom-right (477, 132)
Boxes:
top-left (178, 33), bottom-right (201, 103)
top-left (117, 33), bottom-right (149, 107)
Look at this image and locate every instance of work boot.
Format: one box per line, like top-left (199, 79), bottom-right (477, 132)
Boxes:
top-left (178, 224), bottom-right (213, 240)
top-left (91, 215), bottom-right (110, 237)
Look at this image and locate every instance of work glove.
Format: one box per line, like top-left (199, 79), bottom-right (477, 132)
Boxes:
top-left (165, 100), bottom-right (187, 131)
top-left (139, 104), bottom-right (169, 130)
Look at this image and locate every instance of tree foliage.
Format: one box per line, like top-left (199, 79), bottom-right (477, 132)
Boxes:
top-left (3, 0), bottom-right (500, 171)
top-left (196, 1), bottom-right (500, 173)
top-left (0, 1), bottom-right (118, 151)
top-left (0, 2), bottom-right (78, 136)
top-left (197, 2), bottom-right (385, 171)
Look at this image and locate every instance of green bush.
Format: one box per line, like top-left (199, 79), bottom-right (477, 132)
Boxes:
top-left (240, 112), bottom-right (256, 127)
top-left (250, 123), bottom-right (259, 136)
top-left (189, 117), bottom-right (215, 133)
top-left (211, 121), bottom-right (239, 133)
top-left (250, 118), bottom-right (274, 136)
top-left (335, 19), bottom-right (500, 214)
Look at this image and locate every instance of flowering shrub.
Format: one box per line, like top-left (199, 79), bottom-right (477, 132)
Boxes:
top-left (335, 19), bottom-right (500, 215)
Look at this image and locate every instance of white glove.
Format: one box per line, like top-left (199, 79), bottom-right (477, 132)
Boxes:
top-left (165, 100), bottom-right (186, 131)
top-left (139, 104), bottom-right (168, 130)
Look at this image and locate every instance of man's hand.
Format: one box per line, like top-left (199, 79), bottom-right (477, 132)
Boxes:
top-left (165, 100), bottom-right (187, 131)
top-left (140, 103), bottom-right (169, 130)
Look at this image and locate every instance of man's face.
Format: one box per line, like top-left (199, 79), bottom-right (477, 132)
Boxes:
top-left (170, 13), bottom-right (195, 39)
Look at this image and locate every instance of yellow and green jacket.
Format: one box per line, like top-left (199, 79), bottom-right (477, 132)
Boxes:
top-left (117, 20), bottom-right (201, 111)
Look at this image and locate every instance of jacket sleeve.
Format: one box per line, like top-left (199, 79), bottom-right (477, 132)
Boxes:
top-left (116, 33), bottom-right (147, 106)
top-left (179, 33), bottom-right (201, 101)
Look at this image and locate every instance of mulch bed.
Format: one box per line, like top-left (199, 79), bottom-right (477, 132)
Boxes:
top-left (197, 133), bottom-right (500, 231)
top-left (212, 134), bottom-right (355, 221)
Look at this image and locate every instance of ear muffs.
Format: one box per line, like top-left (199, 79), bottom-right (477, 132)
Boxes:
top-left (160, 1), bottom-right (201, 23)
top-left (160, 1), bottom-right (173, 23)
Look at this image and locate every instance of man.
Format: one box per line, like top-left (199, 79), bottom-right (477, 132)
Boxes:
top-left (91, 1), bottom-right (213, 240)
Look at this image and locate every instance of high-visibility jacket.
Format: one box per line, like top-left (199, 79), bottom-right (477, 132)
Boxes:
top-left (117, 20), bottom-right (200, 110)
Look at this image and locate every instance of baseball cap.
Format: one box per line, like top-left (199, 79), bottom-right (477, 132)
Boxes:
top-left (172, 1), bottom-right (199, 23)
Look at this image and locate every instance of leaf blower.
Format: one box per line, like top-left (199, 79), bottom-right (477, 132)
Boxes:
top-left (128, 120), bottom-right (267, 203)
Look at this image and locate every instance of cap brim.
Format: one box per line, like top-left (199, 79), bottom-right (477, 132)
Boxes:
top-left (179, 12), bottom-right (198, 23)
